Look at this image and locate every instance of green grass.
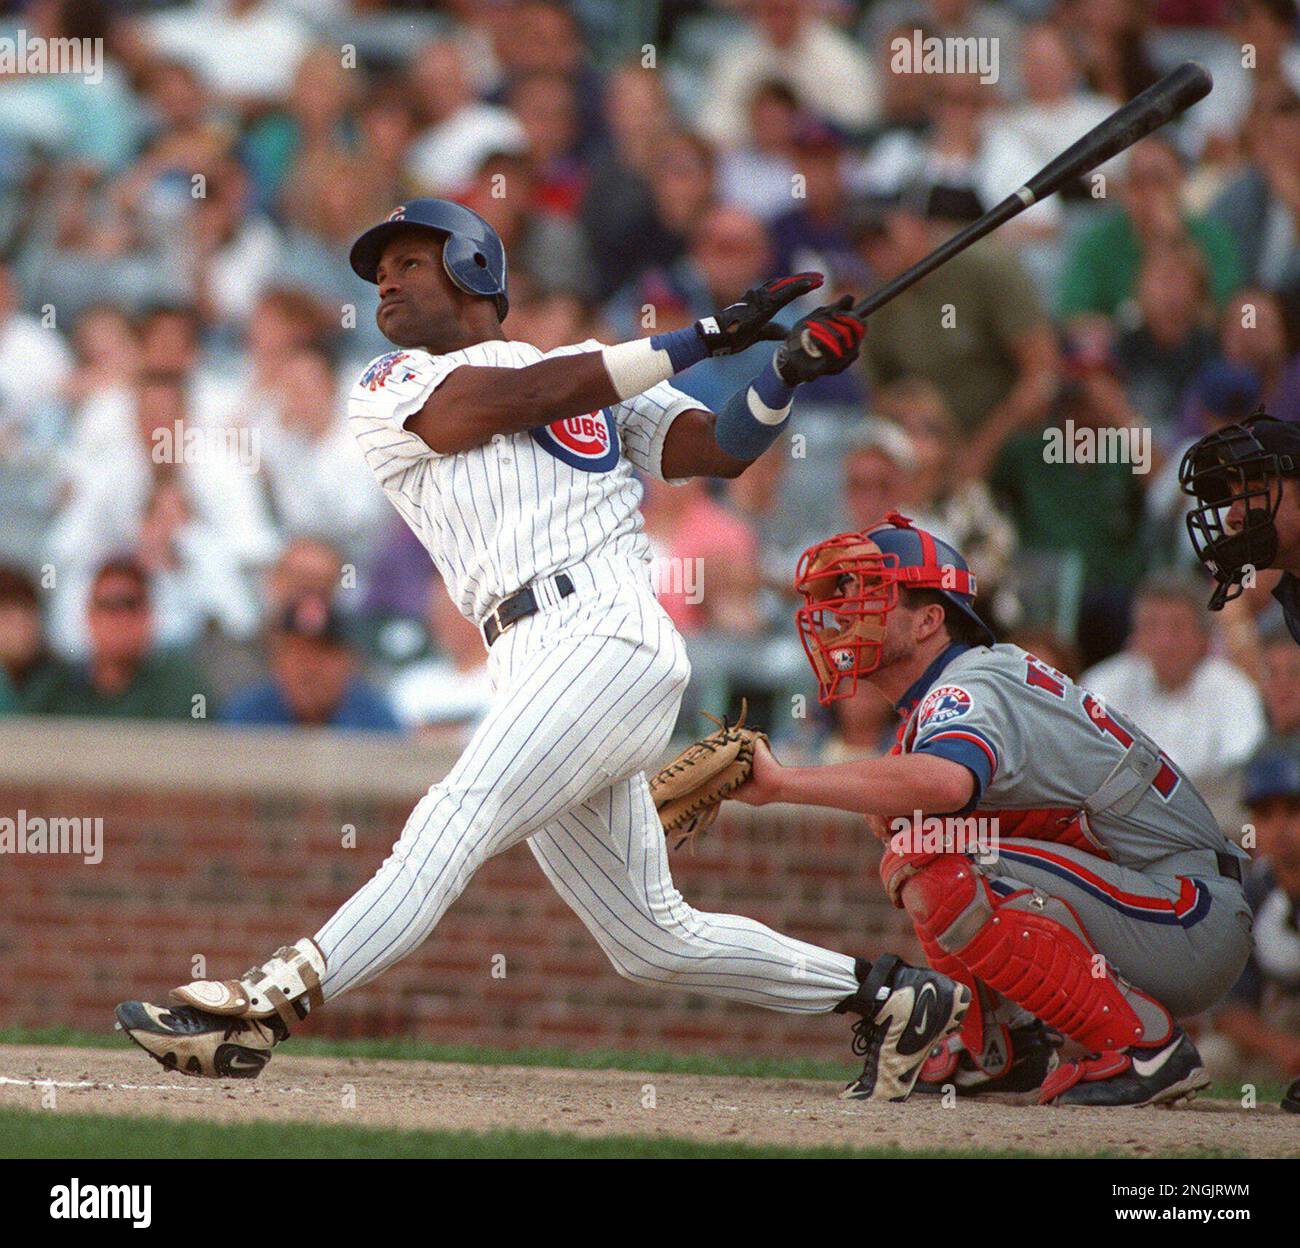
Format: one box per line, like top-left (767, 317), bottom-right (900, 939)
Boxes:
top-left (0, 1107), bottom-right (1155, 1160)
top-left (0, 1026), bottom-right (1284, 1104)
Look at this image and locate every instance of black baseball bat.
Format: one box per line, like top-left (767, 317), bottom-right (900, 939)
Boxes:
top-left (851, 61), bottom-right (1213, 320)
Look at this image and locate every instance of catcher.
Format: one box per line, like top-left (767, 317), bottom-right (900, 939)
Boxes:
top-left (661, 513), bottom-right (1253, 1106)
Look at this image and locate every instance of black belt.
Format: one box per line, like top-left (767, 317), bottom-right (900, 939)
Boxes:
top-left (482, 573), bottom-right (575, 647)
top-left (1216, 852), bottom-right (1243, 884)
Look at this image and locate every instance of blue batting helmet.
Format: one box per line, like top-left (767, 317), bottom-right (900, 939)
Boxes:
top-left (1243, 749), bottom-right (1300, 806)
top-left (350, 198), bottom-right (509, 321)
top-left (865, 513), bottom-right (995, 648)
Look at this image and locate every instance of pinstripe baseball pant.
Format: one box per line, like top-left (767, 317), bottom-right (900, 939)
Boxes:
top-left (314, 557), bottom-right (859, 1011)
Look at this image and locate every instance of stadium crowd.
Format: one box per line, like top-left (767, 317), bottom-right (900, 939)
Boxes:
top-left (0, 0), bottom-right (1298, 1079)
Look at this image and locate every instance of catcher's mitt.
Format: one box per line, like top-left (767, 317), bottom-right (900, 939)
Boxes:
top-left (650, 701), bottom-right (767, 849)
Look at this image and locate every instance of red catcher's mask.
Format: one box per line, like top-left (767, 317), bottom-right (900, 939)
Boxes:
top-left (794, 532), bottom-right (895, 705)
top-left (795, 511), bottom-right (984, 705)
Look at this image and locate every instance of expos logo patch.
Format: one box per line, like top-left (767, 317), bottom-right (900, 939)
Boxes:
top-left (918, 684), bottom-right (973, 729)
top-left (531, 409), bottom-right (619, 472)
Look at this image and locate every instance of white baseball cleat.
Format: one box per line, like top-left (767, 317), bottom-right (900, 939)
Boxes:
top-left (842, 955), bottom-right (972, 1102)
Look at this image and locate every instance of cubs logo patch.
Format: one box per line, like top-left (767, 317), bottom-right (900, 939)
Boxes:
top-left (386, 205), bottom-right (407, 222)
top-left (918, 684), bottom-right (973, 728)
top-left (530, 409), bottom-right (619, 472)
top-left (361, 352), bottom-right (416, 391)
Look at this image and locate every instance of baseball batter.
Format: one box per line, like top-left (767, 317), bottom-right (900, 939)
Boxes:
top-left (732, 512), bottom-right (1254, 1105)
top-left (116, 198), bottom-right (968, 1102)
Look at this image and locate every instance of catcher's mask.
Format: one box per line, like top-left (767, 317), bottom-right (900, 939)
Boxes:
top-left (1179, 413), bottom-right (1300, 609)
top-left (795, 511), bottom-right (993, 705)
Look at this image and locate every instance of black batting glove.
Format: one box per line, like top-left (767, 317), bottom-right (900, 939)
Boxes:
top-left (694, 272), bottom-right (824, 356)
top-left (774, 295), bottom-right (866, 385)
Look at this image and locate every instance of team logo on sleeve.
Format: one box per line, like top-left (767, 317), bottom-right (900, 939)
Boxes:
top-left (360, 352), bottom-right (416, 390)
top-left (918, 685), bottom-right (973, 728)
top-left (530, 409), bottom-right (619, 472)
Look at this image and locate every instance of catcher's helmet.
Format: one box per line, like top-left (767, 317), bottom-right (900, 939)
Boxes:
top-left (1179, 413), bottom-right (1300, 609)
top-left (795, 511), bottom-right (994, 704)
top-left (350, 198), bottom-right (509, 321)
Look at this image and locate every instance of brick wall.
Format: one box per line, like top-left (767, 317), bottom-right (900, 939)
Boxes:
top-left (0, 722), bottom-right (916, 1063)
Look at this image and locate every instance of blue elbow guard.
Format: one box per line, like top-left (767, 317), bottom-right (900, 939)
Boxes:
top-left (714, 358), bottom-right (795, 460)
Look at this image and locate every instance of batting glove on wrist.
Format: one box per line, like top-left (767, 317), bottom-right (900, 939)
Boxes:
top-left (774, 295), bottom-right (866, 385)
top-left (694, 272), bottom-right (824, 356)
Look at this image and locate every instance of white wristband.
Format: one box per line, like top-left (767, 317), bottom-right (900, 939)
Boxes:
top-left (601, 339), bottom-right (676, 401)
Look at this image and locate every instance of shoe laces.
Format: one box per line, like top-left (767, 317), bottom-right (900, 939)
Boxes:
top-left (850, 1016), bottom-right (875, 1057)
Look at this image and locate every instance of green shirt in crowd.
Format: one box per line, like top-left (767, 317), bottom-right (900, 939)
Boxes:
top-left (34, 650), bottom-right (214, 721)
top-left (860, 239), bottom-right (1047, 435)
top-left (1057, 209), bottom-right (1243, 320)
top-left (990, 430), bottom-right (1148, 592)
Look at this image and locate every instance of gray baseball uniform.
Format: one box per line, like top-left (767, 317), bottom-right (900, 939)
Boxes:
top-left (895, 642), bottom-right (1253, 1016)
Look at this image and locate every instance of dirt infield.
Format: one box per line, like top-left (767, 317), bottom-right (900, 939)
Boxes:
top-left (0, 1045), bottom-right (1295, 1157)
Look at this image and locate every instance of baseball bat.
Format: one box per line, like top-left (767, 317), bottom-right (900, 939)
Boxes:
top-left (850, 61), bottom-right (1213, 320)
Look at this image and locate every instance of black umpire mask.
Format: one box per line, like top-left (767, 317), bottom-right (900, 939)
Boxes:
top-left (1179, 415), bottom-right (1300, 609)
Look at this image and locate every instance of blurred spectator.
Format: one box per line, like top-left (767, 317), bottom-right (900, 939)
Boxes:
top-left (257, 345), bottom-right (386, 562)
top-left (1058, 137), bottom-right (1244, 320)
top-left (818, 685), bottom-right (896, 763)
top-left (1113, 241), bottom-right (1218, 441)
top-left (1215, 287), bottom-right (1300, 417)
top-left (984, 21), bottom-right (1117, 215)
top-left (1187, 0), bottom-right (1300, 158)
top-left (222, 594), bottom-right (399, 732)
top-left (388, 584), bottom-right (491, 739)
top-left (1065, 0), bottom-right (1160, 104)
top-left (842, 422), bottom-right (918, 531)
top-left (461, 151), bottom-right (596, 298)
top-left (855, 184), bottom-right (1058, 439)
top-left (768, 119), bottom-right (857, 281)
top-left (697, 0), bottom-right (879, 149)
top-left (875, 377), bottom-right (1017, 620)
top-left (1210, 89), bottom-right (1300, 304)
top-left (1260, 623), bottom-right (1300, 746)
top-left (141, 0), bottom-right (312, 112)
top-left (239, 45), bottom-right (355, 217)
top-left (1081, 573), bottom-right (1267, 782)
top-left (990, 373), bottom-right (1148, 665)
top-left (716, 79), bottom-right (800, 223)
top-left (38, 556), bottom-right (211, 720)
top-left (0, 567), bottom-right (61, 712)
top-left (404, 39), bottom-right (526, 199)
top-left (48, 370), bottom-right (272, 655)
top-left (588, 128), bottom-right (715, 306)
top-left (64, 304), bottom-right (139, 407)
top-left (641, 476), bottom-right (759, 636)
top-left (1211, 748), bottom-right (1300, 1081)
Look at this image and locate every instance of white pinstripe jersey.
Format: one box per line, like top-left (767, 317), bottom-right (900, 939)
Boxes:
top-left (348, 338), bottom-right (700, 626)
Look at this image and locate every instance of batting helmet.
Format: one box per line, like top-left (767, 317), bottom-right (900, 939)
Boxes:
top-left (795, 511), bottom-right (994, 704)
top-left (350, 198), bottom-right (509, 321)
top-left (1243, 749), bottom-right (1300, 807)
top-left (1179, 412), bottom-right (1300, 609)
